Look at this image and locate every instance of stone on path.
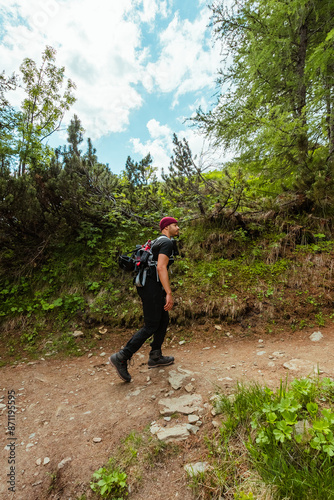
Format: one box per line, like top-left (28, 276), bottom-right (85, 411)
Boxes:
top-left (150, 422), bottom-right (190, 442)
top-left (186, 424), bottom-right (200, 434)
top-left (283, 359), bottom-right (321, 374)
top-left (58, 457), bottom-right (72, 469)
top-left (184, 462), bottom-right (210, 476)
top-left (168, 370), bottom-right (189, 390)
top-left (309, 331), bottom-right (323, 342)
top-left (72, 331), bottom-right (84, 337)
top-left (158, 393), bottom-right (203, 415)
top-left (168, 367), bottom-right (194, 390)
top-left (188, 414), bottom-right (199, 424)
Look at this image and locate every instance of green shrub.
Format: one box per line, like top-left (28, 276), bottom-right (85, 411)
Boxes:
top-left (90, 466), bottom-right (128, 499)
top-left (214, 376), bottom-right (334, 499)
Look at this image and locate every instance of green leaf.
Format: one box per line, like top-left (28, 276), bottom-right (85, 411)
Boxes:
top-left (310, 433), bottom-right (326, 450)
top-left (256, 429), bottom-right (269, 445)
top-left (273, 428), bottom-right (286, 443)
top-left (306, 402), bottom-right (318, 417)
top-left (277, 397), bottom-right (301, 414)
top-left (321, 408), bottom-right (334, 424)
top-left (52, 297), bottom-right (63, 307)
top-left (100, 484), bottom-right (108, 495)
top-left (266, 412), bottom-right (277, 424)
top-left (281, 411), bottom-right (298, 425)
top-left (323, 444), bottom-right (334, 457)
top-left (313, 420), bottom-right (330, 434)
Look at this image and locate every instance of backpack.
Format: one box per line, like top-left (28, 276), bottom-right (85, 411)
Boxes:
top-left (118, 236), bottom-right (177, 287)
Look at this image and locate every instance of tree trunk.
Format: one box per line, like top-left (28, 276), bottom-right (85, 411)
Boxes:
top-left (296, 17), bottom-right (308, 165)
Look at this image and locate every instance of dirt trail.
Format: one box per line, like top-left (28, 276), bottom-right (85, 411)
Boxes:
top-left (1, 325), bottom-right (333, 500)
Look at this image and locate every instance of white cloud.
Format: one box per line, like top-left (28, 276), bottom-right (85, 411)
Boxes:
top-left (133, 0), bottom-right (169, 23)
top-left (188, 95), bottom-right (214, 115)
top-left (130, 118), bottom-right (225, 176)
top-left (0, 0), bottom-right (222, 161)
top-left (130, 119), bottom-right (173, 173)
top-left (0, 0), bottom-right (155, 137)
top-left (144, 7), bottom-right (221, 105)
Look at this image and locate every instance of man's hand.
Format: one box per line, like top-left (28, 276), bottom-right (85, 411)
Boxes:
top-left (164, 292), bottom-right (174, 311)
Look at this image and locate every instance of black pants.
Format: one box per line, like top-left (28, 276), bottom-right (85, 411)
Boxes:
top-left (122, 275), bottom-right (169, 359)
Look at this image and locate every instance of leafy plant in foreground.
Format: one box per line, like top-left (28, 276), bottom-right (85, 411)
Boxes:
top-left (214, 376), bottom-right (334, 499)
top-left (90, 466), bottom-right (128, 498)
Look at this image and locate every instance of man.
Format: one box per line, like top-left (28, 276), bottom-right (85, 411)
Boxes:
top-left (110, 216), bottom-right (180, 382)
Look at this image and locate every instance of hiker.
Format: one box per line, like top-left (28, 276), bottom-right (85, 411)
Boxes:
top-left (109, 217), bottom-right (180, 382)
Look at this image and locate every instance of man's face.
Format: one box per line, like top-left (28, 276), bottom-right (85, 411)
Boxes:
top-left (168, 223), bottom-right (179, 237)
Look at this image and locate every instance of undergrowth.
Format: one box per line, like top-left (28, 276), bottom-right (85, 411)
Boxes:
top-left (90, 429), bottom-right (179, 498)
top-left (0, 215), bottom-right (334, 365)
top-left (193, 376), bottom-right (334, 499)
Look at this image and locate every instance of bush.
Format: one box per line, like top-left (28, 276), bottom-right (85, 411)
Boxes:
top-left (213, 376), bottom-right (334, 499)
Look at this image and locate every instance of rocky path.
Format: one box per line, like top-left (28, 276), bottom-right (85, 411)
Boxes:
top-left (1, 326), bottom-right (333, 499)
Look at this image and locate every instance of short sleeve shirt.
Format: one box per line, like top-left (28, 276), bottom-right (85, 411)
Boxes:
top-left (151, 235), bottom-right (173, 261)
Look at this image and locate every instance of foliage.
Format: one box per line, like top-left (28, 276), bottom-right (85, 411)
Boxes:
top-left (1, 44), bottom-right (334, 365)
top-left (17, 46), bottom-right (75, 175)
top-left (161, 134), bottom-right (252, 217)
top-left (234, 493), bottom-right (254, 500)
top-left (194, 0), bottom-right (334, 209)
top-left (0, 113), bottom-right (123, 273)
top-left (90, 466), bottom-right (128, 499)
top-left (0, 71), bottom-right (18, 171)
top-left (118, 153), bottom-right (168, 223)
top-left (213, 376), bottom-right (334, 499)
top-left (90, 429), bottom-right (173, 498)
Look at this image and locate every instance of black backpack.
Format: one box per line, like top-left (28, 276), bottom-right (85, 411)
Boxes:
top-left (118, 236), bottom-right (177, 287)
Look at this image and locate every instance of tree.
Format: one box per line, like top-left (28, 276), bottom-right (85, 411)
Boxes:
top-left (0, 72), bottom-right (18, 173)
top-left (122, 153), bottom-right (161, 213)
top-left (162, 134), bottom-right (210, 215)
top-left (83, 138), bottom-right (98, 167)
top-left (161, 134), bottom-right (248, 218)
top-left (66, 114), bottom-right (84, 158)
top-left (124, 153), bottom-right (155, 188)
top-left (195, 0), bottom-right (334, 207)
top-left (17, 45), bottom-right (76, 175)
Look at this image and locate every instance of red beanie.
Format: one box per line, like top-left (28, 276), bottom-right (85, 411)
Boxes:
top-left (159, 217), bottom-right (178, 231)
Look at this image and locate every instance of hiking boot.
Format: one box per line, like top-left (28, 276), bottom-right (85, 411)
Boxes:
top-left (148, 349), bottom-right (174, 368)
top-left (109, 351), bottom-right (131, 382)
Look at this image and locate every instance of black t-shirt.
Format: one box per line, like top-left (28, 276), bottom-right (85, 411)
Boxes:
top-left (151, 235), bottom-right (174, 261)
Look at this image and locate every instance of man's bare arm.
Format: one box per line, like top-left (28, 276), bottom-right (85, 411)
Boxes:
top-left (157, 253), bottom-right (173, 311)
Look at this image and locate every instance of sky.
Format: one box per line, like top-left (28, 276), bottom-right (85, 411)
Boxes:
top-left (0, 0), bottom-right (225, 176)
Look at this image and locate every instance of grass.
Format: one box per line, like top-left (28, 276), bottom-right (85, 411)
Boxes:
top-left (1, 219), bottom-right (334, 364)
top-left (192, 376), bottom-right (334, 499)
top-left (90, 428), bottom-right (180, 498)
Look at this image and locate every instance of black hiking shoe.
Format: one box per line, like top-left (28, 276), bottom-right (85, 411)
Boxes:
top-left (109, 352), bottom-right (131, 382)
top-left (148, 349), bottom-right (174, 368)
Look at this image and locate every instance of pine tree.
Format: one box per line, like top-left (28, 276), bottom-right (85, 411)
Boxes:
top-left (195, 0), bottom-right (334, 207)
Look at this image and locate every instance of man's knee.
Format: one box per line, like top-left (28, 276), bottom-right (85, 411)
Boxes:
top-left (142, 322), bottom-right (160, 336)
